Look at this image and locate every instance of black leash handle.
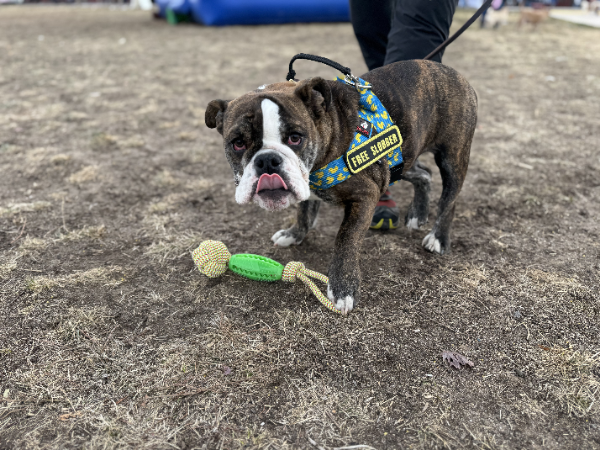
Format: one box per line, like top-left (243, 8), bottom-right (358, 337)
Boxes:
top-left (286, 53), bottom-right (352, 81)
top-left (424, 0), bottom-right (494, 61)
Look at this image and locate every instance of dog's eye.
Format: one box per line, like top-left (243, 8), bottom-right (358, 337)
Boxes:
top-left (287, 134), bottom-right (302, 146)
top-left (232, 139), bottom-right (246, 152)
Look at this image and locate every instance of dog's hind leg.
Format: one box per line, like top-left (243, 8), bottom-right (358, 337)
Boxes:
top-left (422, 141), bottom-right (471, 255)
top-left (403, 158), bottom-right (432, 230)
top-left (271, 199), bottom-right (321, 247)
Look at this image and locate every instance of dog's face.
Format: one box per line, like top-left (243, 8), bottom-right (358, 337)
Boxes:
top-left (205, 78), bottom-right (332, 212)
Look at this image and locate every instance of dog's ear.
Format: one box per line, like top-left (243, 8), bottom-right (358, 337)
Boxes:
top-left (205, 99), bottom-right (229, 134)
top-left (294, 77), bottom-right (332, 119)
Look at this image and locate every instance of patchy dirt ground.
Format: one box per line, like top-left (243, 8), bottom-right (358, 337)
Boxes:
top-left (1, 6), bottom-right (599, 449)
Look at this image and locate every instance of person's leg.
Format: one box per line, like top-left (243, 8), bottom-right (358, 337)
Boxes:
top-left (384, 0), bottom-right (458, 64)
top-left (348, 0), bottom-right (398, 230)
top-left (349, 0), bottom-right (393, 71)
top-left (370, 0), bottom-right (457, 230)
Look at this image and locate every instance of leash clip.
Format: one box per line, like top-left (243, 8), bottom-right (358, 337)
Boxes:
top-left (344, 74), bottom-right (372, 91)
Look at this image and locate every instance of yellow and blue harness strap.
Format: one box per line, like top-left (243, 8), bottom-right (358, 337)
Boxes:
top-left (309, 77), bottom-right (403, 191)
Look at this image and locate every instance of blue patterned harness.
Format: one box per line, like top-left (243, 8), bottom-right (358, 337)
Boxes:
top-left (309, 77), bottom-right (404, 191)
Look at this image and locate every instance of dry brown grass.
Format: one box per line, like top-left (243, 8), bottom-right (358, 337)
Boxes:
top-left (50, 153), bottom-right (72, 165)
top-left (118, 136), bottom-right (146, 148)
top-left (55, 305), bottom-right (113, 343)
top-left (67, 166), bottom-right (100, 184)
top-left (538, 346), bottom-right (600, 418)
top-left (153, 169), bottom-right (182, 188)
top-left (90, 132), bottom-right (118, 151)
top-left (56, 225), bottom-right (107, 242)
top-left (18, 236), bottom-right (48, 252)
top-left (0, 201), bottom-right (52, 218)
top-left (1, 6), bottom-right (599, 450)
top-left (144, 231), bottom-right (205, 261)
top-left (26, 266), bottom-right (125, 294)
top-left (0, 261), bottom-right (17, 279)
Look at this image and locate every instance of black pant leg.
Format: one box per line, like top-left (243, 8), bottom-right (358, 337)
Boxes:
top-left (384, 0), bottom-right (457, 64)
top-left (349, 0), bottom-right (393, 71)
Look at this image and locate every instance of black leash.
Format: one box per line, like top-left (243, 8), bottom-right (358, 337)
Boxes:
top-left (286, 53), bottom-right (372, 90)
top-left (424, 0), bottom-right (494, 61)
top-left (286, 0), bottom-right (494, 81)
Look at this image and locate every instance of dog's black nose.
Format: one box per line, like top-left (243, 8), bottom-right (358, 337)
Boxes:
top-left (254, 152), bottom-right (283, 175)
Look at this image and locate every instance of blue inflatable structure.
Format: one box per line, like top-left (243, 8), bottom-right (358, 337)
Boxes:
top-left (168, 0), bottom-right (191, 16)
top-left (163, 0), bottom-right (350, 26)
top-left (156, 0), bottom-right (170, 18)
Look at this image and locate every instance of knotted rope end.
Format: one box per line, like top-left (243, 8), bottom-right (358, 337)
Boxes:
top-left (282, 261), bottom-right (304, 283)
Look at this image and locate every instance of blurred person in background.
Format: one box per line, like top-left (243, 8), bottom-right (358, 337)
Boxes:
top-left (349, 0), bottom-right (458, 230)
top-left (481, 0), bottom-right (506, 27)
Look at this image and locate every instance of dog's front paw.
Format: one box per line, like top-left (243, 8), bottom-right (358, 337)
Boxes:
top-left (327, 285), bottom-right (355, 315)
top-left (271, 228), bottom-right (305, 247)
top-left (405, 209), bottom-right (429, 230)
top-left (405, 217), bottom-right (421, 230)
top-left (422, 231), bottom-right (448, 255)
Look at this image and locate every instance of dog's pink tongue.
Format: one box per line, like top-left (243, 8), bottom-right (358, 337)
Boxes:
top-left (256, 173), bottom-right (287, 193)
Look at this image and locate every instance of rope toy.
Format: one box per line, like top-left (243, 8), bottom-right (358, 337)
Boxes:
top-left (192, 240), bottom-right (341, 314)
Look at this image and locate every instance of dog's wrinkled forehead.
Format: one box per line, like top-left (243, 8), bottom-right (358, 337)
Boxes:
top-left (221, 96), bottom-right (262, 142)
top-left (222, 83), bottom-right (313, 139)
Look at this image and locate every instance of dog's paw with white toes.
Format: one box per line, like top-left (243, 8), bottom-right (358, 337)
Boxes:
top-left (271, 229), bottom-right (303, 247)
top-left (327, 285), bottom-right (354, 315)
top-left (406, 217), bottom-right (420, 230)
top-left (422, 232), bottom-right (443, 254)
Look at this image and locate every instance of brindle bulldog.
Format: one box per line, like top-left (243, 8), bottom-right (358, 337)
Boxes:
top-left (205, 60), bottom-right (477, 314)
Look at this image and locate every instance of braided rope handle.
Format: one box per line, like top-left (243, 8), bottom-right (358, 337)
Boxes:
top-left (282, 262), bottom-right (341, 314)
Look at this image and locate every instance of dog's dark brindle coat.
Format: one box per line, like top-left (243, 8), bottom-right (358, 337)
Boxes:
top-left (206, 60), bottom-right (477, 313)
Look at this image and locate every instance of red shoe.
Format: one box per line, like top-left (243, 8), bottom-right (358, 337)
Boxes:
top-left (370, 191), bottom-right (400, 230)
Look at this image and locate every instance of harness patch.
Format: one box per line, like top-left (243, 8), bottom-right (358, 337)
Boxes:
top-left (344, 125), bottom-right (402, 174)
